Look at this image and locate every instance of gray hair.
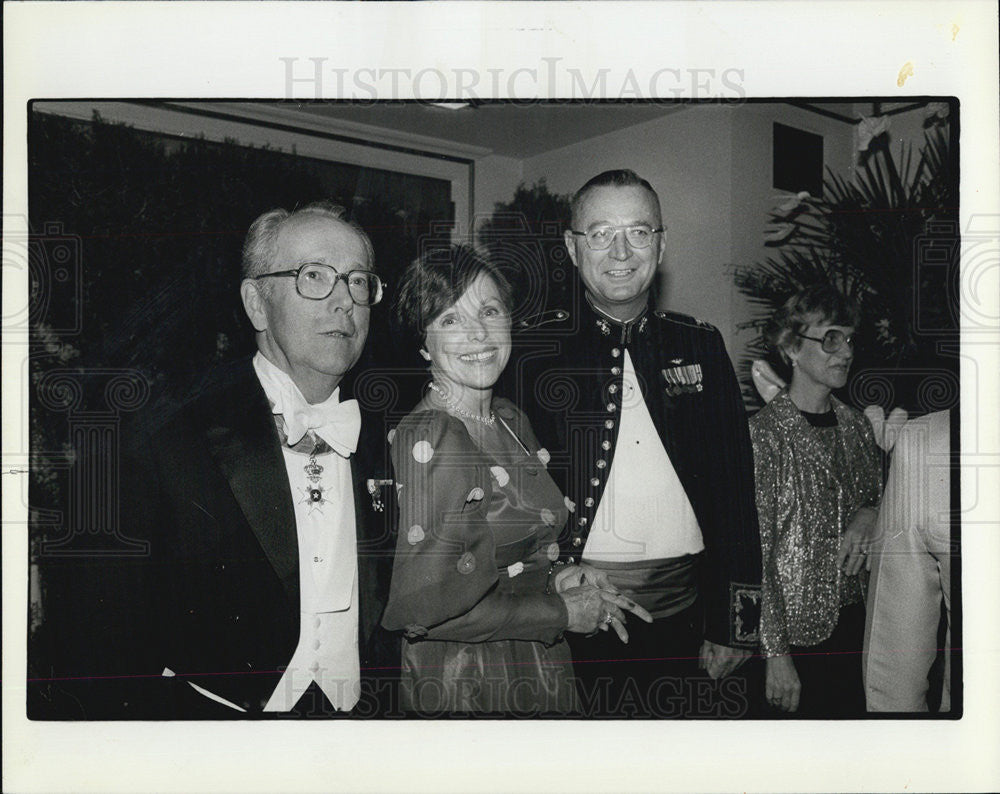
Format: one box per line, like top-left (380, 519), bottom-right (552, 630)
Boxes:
top-left (240, 201), bottom-right (376, 280)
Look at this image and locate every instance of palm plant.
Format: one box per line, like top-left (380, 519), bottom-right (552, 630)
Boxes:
top-left (734, 122), bottom-right (958, 413)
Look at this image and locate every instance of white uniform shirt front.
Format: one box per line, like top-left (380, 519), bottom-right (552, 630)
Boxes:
top-left (584, 349), bottom-right (705, 563)
top-left (253, 353), bottom-right (360, 712)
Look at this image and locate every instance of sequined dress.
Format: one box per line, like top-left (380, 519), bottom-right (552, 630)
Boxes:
top-left (749, 390), bottom-right (881, 656)
top-left (381, 397), bottom-right (578, 714)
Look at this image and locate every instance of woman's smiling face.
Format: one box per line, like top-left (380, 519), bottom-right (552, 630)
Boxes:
top-left (422, 271), bottom-right (512, 393)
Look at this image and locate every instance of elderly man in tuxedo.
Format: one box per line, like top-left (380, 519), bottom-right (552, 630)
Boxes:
top-left (78, 202), bottom-right (398, 718)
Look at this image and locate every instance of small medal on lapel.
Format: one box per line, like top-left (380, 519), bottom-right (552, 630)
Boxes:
top-left (690, 364), bottom-right (703, 392)
top-left (366, 478), bottom-right (393, 512)
top-left (662, 363), bottom-right (704, 395)
top-left (301, 455), bottom-right (326, 510)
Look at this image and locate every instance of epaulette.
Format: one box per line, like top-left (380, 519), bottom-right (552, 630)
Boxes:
top-left (516, 308), bottom-right (570, 331)
top-left (654, 309), bottom-right (718, 333)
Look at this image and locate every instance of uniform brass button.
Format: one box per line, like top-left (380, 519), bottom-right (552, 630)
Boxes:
top-left (584, 497), bottom-right (594, 507)
top-left (611, 348), bottom-right (621, 358)
top-left (607, 403), bottom-right (616, 412)
top-left (590, 477), bottom-right (600, 487)
top-left (572, 537), bottom-right (582, 547)
top-left (609, 384), bottom-right (618, 394)
top-left (611, 367), bottom-right (621, 376)
top-left (601, 440), bottom-right (611, 451)
top-left (596, 459), bottom-right (606, 469)
top-left (490, 465), bottom-right (510, 487)
top-left (605, 420), bottom-right (615, 430)
top-left (578, 517), bottom-right (588, 526)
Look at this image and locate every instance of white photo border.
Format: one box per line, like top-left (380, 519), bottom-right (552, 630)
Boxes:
top-left (4, 3), bottom-right (999, 792)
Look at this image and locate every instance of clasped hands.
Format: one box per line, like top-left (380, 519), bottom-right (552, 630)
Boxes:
top-left (552, 563), bottom-right (747, 679)
top-left (554, 563), bottom-right (652, 643)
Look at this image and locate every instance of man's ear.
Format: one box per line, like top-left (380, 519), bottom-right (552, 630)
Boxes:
top-left (240, 279), bottom-right (269, 332)
top-left (419, 348), bottom-right (431, 362)
top-left (655, 231), bottom-right (667, 266)
top-left (563, 229), bottom-right (578, 268)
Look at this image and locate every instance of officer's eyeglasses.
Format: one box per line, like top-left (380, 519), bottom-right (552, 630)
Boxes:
top-left (569, 224), bottom-right (665, 251)
top-left (254, 263), bottom-right (384, 306)
top-left (796, 329), bottom-right (855, 354)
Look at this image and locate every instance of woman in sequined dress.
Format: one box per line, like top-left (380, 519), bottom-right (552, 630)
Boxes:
top-left (381, 245), bottom-right (650, 714)
top-left (750, 285), bottom-right (881, 716)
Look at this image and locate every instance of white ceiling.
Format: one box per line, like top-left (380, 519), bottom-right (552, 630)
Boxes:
top-left (270, 101), bottom-right (920, 161)
top-left (282, 101), bottom-right (687, 159)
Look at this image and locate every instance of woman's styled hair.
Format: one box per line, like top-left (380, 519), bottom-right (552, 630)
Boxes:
top-left (393, 244), bottom-right (513, 344)
top-left (767, 283), bottom-right (861, 364)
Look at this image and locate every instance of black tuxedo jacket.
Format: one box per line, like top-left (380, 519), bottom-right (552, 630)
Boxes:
top-left (71, 357), bottom-right (399, 718)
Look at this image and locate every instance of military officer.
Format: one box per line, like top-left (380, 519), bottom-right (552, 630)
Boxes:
top-left (509, 169), bottom-right (763, 717)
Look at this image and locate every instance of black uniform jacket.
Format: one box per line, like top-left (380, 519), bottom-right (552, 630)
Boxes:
top-left (506, 300), bottom-right (762, 649)
top-left (52, 357), bottom-right (399, 718)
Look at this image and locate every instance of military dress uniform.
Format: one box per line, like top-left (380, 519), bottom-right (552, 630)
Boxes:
top-left (508, 298), bottom-right (763, 717)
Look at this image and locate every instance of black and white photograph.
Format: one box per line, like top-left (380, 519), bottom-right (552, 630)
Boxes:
top-left (4, 3), bottom-right (998, 793)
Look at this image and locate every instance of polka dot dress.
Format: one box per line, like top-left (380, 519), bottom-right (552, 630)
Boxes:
top-left (382, 397), bottom-right (577, 713)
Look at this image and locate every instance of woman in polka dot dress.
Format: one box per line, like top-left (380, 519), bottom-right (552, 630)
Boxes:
top-left (382, 245), bottom-right (650, 714)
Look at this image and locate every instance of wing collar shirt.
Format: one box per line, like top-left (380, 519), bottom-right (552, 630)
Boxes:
top-left (252, 352), bottom-right (360, 713)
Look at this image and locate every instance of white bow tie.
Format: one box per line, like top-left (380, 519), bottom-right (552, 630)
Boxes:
top-left (282, 399), bottom-right (361, 458)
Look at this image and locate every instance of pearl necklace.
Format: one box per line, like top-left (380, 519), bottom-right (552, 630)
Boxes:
top-left (428, 381), bottom-right (496, 426)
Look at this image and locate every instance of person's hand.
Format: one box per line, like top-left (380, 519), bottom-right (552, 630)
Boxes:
top-left (560, 585), bottom-right (625, 636)
top-left (699, 641), bottom-right (751, 679)
top-left (837, 506), bottom-right (878, 575)
top-left (765, 655), bottom-right (801, 712)
top-left (751, 360), bottom-right (786, 404)
top-left (559, 585), bottom-right (651, 643)
top-left (552, 563), bottom-right (585, 593)
top-left (555, 563), bottom-right (654, 626)
top-left (553, 561), bottom-right (618, 593)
